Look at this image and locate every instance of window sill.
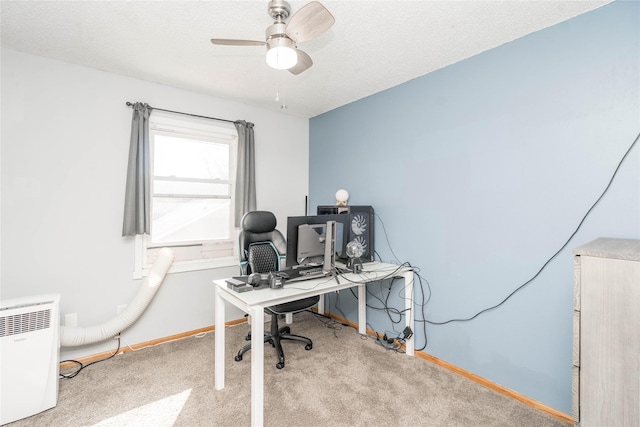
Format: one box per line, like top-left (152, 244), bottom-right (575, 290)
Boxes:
top-left (133, 256), bottom-right (238, 279)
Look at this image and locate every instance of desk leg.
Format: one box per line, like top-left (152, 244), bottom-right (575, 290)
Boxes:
top-left (404, 271), bottom-right (415, 356)
top-left (358, 284), bottom-right (366, 335)
top-left (250, 305), bottom-right (265, 427)
top-left (214, 286), bottom-right (226, 390)
top-left (317, 293), bottom-right (325, 316)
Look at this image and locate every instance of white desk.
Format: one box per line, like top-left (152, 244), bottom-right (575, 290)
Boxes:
top-left (214, 262), bottom-right (414, 427)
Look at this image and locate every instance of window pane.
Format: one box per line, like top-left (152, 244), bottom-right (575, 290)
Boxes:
top-left (154, 134), bottom-right (229, 180)
top-left (153, 180), bottom-right (230, 197)
top-left (151, 198), bottom-right (230, 244)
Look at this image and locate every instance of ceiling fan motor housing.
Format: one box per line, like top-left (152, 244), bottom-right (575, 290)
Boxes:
top-left (266, 22), bottom-right (295, 46)
top-left (269, 0), bottom-right (291, 21)
top-left (266, 22), bottom-right (289, 39)
top-left (267, 35), bottom-right (295, 52)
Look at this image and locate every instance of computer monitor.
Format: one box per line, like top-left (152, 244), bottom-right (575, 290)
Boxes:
top-left (296, 223), bottom-right (327, 265)
top-left (285, 215), bottom-right (347, 268)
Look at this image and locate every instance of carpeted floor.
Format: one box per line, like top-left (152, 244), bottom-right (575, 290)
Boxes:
top-left (8, 311), bottom-right (568, 426)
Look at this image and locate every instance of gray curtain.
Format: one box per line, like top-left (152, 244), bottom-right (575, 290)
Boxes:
top-left (122, 103), bottom-right (152, 236)
top-left (234, 120), bottom-right (256, 227)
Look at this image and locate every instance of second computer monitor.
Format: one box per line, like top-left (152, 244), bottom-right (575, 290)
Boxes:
top-left (285, 215), bottom-right (347, 268)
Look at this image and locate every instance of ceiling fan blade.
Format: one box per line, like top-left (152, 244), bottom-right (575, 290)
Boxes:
top-left (285, 1), bottom-right (335, 43)
top-left (288, 50), bottom-right (313, 75)
top-left (210, 38), bottom-right (266, 47)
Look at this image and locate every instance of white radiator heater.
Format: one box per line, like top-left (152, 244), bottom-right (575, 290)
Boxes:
top-left (1, 294), bottom-right (60, 425)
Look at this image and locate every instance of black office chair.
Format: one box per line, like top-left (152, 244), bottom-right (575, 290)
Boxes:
top-left (235, 210), bottom-right (319, 369)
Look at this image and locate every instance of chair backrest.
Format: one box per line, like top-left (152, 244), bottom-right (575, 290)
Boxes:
top-left (238, 211), bottom-right (287, 275)
top-left (247, 242), bottom-right (279, 274)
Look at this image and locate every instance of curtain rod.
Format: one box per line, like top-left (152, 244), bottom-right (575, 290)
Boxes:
top-left (125, 101), bottom-right (236, 124)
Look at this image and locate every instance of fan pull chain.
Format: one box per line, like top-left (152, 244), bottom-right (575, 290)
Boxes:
top-left (275, 71), bottom-right (288, 109)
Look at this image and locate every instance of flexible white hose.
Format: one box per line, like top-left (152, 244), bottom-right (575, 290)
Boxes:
top-left (60, 248), bottom-right (174, 347)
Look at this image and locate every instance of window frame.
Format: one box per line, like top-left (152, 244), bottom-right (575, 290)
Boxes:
top-left (133, 111), bottom-right (239, 279)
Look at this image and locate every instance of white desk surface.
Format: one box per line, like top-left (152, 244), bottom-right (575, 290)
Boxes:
top-left (214, 261), bottom-right (414, 427)
top-left (215, 262), bottom-right (411, 307)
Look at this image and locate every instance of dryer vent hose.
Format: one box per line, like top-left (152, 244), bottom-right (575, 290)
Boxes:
top-left (60, 247), bottom-right (174, 347)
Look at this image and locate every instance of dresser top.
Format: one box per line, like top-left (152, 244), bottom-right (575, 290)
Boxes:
top-left (573, 237), bottom-right (640, 261)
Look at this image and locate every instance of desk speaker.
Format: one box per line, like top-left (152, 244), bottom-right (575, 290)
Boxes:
top-left (317, 205), bottom-right (374, 263)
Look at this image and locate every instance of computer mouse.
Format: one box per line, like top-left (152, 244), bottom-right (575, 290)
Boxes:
top-left (247, 273), bottom-right (261, 286)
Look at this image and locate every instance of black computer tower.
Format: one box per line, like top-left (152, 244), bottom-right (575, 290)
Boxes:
top-left (317, 205), bottom-right (374, 263)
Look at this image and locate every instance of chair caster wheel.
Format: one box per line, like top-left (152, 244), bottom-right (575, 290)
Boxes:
top-left (234, 355), bottom-right (243, 362)
top-left (276, 362), bottom-right (284, 369)
top-left (305, 344), bottom-right (312, 350)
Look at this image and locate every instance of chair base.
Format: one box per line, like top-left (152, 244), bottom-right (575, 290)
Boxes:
top-left (234, 314), bottom-right (313, 369)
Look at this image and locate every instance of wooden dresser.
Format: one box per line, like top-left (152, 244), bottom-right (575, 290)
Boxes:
top-left (572, 237), bottom-right (640, 426)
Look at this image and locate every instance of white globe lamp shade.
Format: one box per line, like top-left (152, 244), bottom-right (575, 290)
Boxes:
top-left (335, 189), bottom-right (349, 206)
top-left (266, 37), bottom-right (297, 70)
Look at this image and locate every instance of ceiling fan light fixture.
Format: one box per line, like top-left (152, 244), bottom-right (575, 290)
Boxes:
top-left (266, 37), bottom-right (297, 70)
top-left (211, 0), bottom-right (334, 75)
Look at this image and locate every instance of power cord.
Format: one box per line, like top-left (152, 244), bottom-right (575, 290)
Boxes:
top-left (374, 213), bottom-right (402, 264)
top-left (59, 335), bottom-right (122, 379)
top-left (427, 130), bottom-right (639, 325)
top-left (310, 309), bottom-right (344, 337)
top-left (334, 256), bottom-right (428, 351)
top-left (368, 130), bottom-right (638, 347)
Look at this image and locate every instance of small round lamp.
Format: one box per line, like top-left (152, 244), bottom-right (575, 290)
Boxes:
top-left (335, 189), bottom-right (349, 206)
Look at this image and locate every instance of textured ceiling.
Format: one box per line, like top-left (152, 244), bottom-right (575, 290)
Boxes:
top-left (1, 0), bottom-right (612, 118)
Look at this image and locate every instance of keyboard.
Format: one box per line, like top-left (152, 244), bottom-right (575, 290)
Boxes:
top-left (279, 265), bottom-right (329, 283)
top-left (226, 265), bottom-right (330, 292)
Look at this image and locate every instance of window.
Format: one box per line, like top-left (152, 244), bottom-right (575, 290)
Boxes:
top-left (134, 111), bottom-right (238, 278)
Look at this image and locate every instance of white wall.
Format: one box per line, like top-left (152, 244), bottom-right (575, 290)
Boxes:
top-left (1, 48), bottom-right (309, 360)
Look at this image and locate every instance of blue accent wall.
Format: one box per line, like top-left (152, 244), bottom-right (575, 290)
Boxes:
top-left (309, 1), bottom-right (639, 414)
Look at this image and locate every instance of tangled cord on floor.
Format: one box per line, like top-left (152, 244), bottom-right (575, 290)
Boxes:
top-left (59, 336), bottom-right (121, 379)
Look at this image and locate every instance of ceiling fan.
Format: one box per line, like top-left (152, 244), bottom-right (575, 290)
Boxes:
top-left (210, 0), bottom-right (335, 75)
